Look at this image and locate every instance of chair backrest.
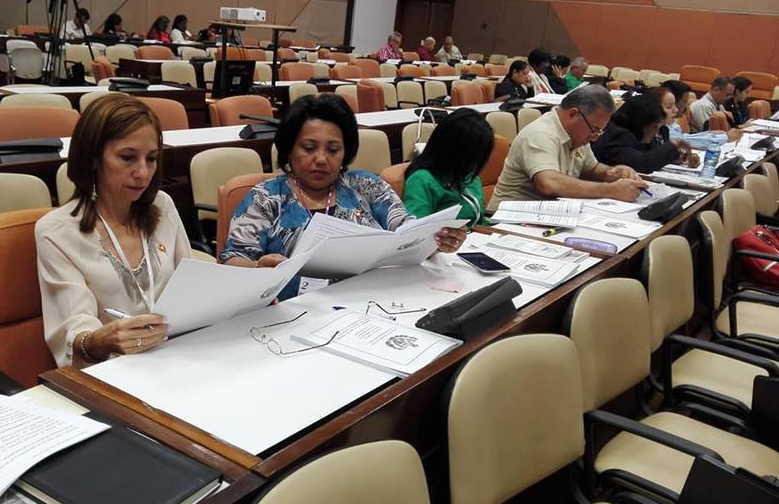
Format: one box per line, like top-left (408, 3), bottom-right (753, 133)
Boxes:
top-left (289, 82), bottom-right (318, 104)
top-left (64, 44), bottom-right (95, 75)
top-left (0, 107), bottom-right (80, 141)
top-left (137, 45), bottom-right (174, 60)
top-left (280, 62), bottom-right (314, 81)
top-left (0, 93), bottom-right (73, 109)
top-left (485, 63), bottom-right (507, 77)
top-left (214, 46), bottom-right (248, 61)
top-left (191, 147), bottom-right (263, 221)
top-left (379, 82), bottom-right (398, 109)
top-left (736, 71), bottom-right (778, 99)
top-left (160, 61), bottom-right (197, 87)
top-left (566, 278), bottom-right (652, 411)
top-left (481, 135), bottom-right (509, 205)
top-left (310, 63), bottom-right (330, 79)
top-left (708, 111), bottom-right (729, 131)
top-left (475, 80), bottom-right (496, 102)
top-left (721, 187), bottom-right (756, 242)
top-left (181, 47), bottom-right (208, 60)
top-left (277, 48), bottom-right (299, 61)
top-left (255, 63), bottom-right (272, 83)
top-left (619, 69), bottom-right (640, 82)
top-left (350, 129), bottom-right (391, 174)
top-left (257, 440), bottom-right (430, 504)
top-left (105, 44), bottom-right (137, 64)
top-left (209, 95), bottom-right (273, 126)
top-left (318, 48), bottom-right (332, 59)
top-left (80, 91), bottom-right (124, 115)
top-left (243, 49), bottom-right (267, 62)
top-left (331, 52), bottom-right (353, 63)
top-left (331, 65), bottom-right (362, 80)
top-left (399, 51), bottom-right (417, 61)
top-left (465, 64), bottom-right (486, 77)
top-left (586, 64), bottom-right (609, 77)
top-left (352, 59), bottom-right (380, 78)
top-left (431, 65), bottom-right (456, 77)
top-left (748, 100), bottom-right (771, 119)
top-left (451, 81), bottom-right (483, 106)
top-left (423, 80), bottom-right (448, 103)
top-left (447, 334), bottom-right (584, 504)
top-left (8, 47), bottom-right (43, 80)
top-left (516, 107), bottom-right (541, 133)
top-left (401, 122), bottom-right (435, 162)
top-left (379, 63), bottom-right (397, 78)
top-left (697, 210), bottom-right (730, 310)
top-left (55, 162), bottom-right (75, 205)
top-left (377, 158), bottom-right (410, 197)
top-left (136, 97), bottom-right (188, 131)
top-left (91, 56), bottom-right (115, 82)
top-left (761, 162), bottom-right (779, 201)
top-left (15, 25), bottom-right (49, 36)
top-left (609, 66), bottom-right (633, 80)
top-left (356, 81), bottom-right (385, 112)
top-left (467, 53), bottom-right (484, 61)
top-left (647, 72), bottom-right (673, 87)
top-left (0, 208), bottom-right (57, 388)
top-left (0, 173), bottom-right (50, 212)
top-left (398, 64), bottom-right (424, 78)
top-left (396, 80), bottom-right (424, 108)
top-left (644, 235), bottom-right (695, 352)
top-left (487, 54), bottom-right (507, 65)
top-left (334, 86), bottom-right (359, 113)
top-left (216, 173), bottom-right (278, 257)
top-left (486, 111), bottom-right (517, 141)
top-left (203, 61), bottom-right (216, 89)
top-left (744, 173), bottom-right (778, 217)
top-left (680, 65), bottom-right (720, 92)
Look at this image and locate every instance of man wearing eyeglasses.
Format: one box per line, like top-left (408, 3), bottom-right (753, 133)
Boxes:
top-left (488, 86), bottom-right (647, 210)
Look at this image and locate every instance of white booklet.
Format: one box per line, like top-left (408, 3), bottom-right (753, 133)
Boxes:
top-left (526, 92), bottom-right (565, 106)
top-left (155, 248), bottom-right (317, 336)
top-left (0, 396), bottom-right (109, 495)
top-left (292, 206), bottom-right (467, 277)
top-left (647, 171), bottom-right (726, 190)
top-left (480, 249), bottom-right (581, 287)
top-left (292, 310), bottom-right (462, 377)
top-left (577, 214), bottom-right (660, 238)
top-left (491, 200), bottom-right (582, 227)
top-left (486, 233), bottom-right (583, 260)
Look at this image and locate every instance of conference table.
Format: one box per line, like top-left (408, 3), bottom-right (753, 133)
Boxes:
top-left (24, 145), bottom-right (775, 503)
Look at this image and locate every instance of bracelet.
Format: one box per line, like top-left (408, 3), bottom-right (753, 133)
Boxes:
top-left (79, 331), bottom-right (97, 362)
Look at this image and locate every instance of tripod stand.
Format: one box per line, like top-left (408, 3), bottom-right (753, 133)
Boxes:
top-left (45, 0), bottom-right (94, 85)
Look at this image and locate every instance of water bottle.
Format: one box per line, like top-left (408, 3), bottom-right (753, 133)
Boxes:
top-left (700, 143), bottom-right (720, 179)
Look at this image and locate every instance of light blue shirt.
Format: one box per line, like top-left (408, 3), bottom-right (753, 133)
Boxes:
top-left (668, 121), bottom-right (727, 151)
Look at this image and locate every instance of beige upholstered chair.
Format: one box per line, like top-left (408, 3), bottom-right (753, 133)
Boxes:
top-left (586, 64), bottom-right (609, 77)
top-left (254, 63), bottom-right (273, 83)
top-left (160, 61), bottom-right (197, 87)
top-left (350, 129), bottom-right (391, 174)
top-left (485, 111), bottom-right (517, 142)
top-left (190, 147), bottom-right (263, 223)
top-left (55, 162), bottom-right (75, 205)
top-left (105, 44), bottom-right (136, 64)
top-left (760, 162), bottom-right (779, 204)
top-left (720, 188), bottom-right (755, 242)
top-left (379, 63), bottom-right (397, 78)
top-left (288, 83), bottom-right (318, 104)
top-left (181, 47), bottom-right (208, 60)
top-left (310, 63), bottom-right (330, 79)
top-left (487, 53), bottom-right (507, 65)
top-left (401, 122), bottom-right (435, 162)
top-left (743, 174), bottom-right (778, 219)
top-left (423, 80), bottom-right (447, 102)
top-left (334, 85), bottom-right (359, 112)
top-left (257, 440), bottom-right (430, 503)
top-left (79, 90), bottom-right (125, 112)
top-left (447, 334), bottom-right (585, 504)
top-left (0, 93), bottom-right (73, 109)
top-left (396, 80), bottom-right (424, 108)
top-left (517, 107), bottom-right (541, 133)
top-left (379, 82), bottom-right (398, 109)
top-left (0, 173), bottom-right (51, 211)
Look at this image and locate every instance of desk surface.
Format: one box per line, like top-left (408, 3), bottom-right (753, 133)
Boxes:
top-left (0, 84), bottom-right (182, 94)
top-left (355, 108), bottom-right (444, 127)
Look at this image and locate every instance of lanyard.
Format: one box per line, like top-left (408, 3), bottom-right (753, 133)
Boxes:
top-left (97, 213), bottom-right (155, 312)
top-left (462, 189), bottom-right (481, 227)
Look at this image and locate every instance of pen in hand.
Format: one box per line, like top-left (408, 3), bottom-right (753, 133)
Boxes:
top-left (640, 187), bottom-right (654, 197)
top-left (104, 308), bottom-right (130, 319)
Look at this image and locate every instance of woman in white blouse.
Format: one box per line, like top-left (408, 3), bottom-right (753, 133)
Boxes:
top-left (36, 94), bottom-right (190, 367)
top-left (170, 15), bottom-right (192, 43)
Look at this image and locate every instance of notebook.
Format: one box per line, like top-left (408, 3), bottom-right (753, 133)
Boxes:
top-left (491, 200), bottom-right (582, 227)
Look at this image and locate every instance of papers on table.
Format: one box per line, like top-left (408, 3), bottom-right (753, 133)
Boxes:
top-left (155, 249), bottom-right (315, 336)
top-left (476, 249), bottom-right (581, 287)
top-left (578, 198), bottom-right (643, 214)
top-left (292, 206), bottom-right (467, 277)
top-left (0, 395), bottom-right (109, 495)
top-left (577, 214), bottom-right (660, 238)
top-left (526, 92), bottom-right (564, 106)
top-left (491, 200), bottom-right (582, 227)
top-left (646, 171), bottom-right (726, 190)
top-left (752, 119), bottom-right (779, 129)
top-left (663, 163), bottom-right (702, 176)
top-left (486, 233), bottom-right (587, 261)
top-left (293, 310), bottom-right (462, 376)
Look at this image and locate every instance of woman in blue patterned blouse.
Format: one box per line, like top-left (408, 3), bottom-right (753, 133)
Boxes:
top-left (220, 94), bottom-right (466, 298)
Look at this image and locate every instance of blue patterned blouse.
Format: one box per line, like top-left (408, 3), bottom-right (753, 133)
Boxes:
top-left (220, 170), bottom-right (414, 297)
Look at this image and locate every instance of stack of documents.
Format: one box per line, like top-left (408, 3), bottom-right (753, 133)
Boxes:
top-left (526, 93), bottom-right (565, 106)
top-left (292, 206), bottom-right (467, 277)
top-left (485, 233), bottom-right (589, 262)
top-left (477, 249), bottom-right (582, 287)
top-left (646, 171), bottom-right (726, 190)
top-left (577, 214), bottom-right (661, 238)
top-left (491, 200), bottom-right (582, 227)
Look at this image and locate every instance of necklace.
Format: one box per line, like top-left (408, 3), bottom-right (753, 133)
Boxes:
top-left (292, 177), bottom-right (335, 218)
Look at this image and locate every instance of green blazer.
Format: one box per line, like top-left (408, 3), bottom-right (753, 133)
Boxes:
top-left (403, 169), bottom-right (488, 228)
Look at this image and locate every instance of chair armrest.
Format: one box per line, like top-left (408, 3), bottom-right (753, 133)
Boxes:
top-left (718, 337), bottom-right (778, 359)
top-left (734, 248), bottom-right (779, 263)
top-left (0, 371), bottom-right (24, 395)
top-left (735, 283), bottom-right (779, 297)
top-left (194, 203), bottom-right (217, 213)
top-left (668, 334), bottom-right (779, 376)
top-left (585, 409), bottom-right (724, 461)
top-left (729, 290), bottom-right (779, 308)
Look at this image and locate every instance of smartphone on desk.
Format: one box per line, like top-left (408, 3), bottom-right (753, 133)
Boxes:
top-left (456, 252), bottom-right (511, 273)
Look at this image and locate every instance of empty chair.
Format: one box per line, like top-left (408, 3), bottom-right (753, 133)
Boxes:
top-left (736, 71), bottom-right (778, 100)
top-left (280, 62), bottom-right (314, 81)
top-left (216, 173), bottom-right (278, 257)
top-left (0, 108), bottom-right (80, 141)
top-left (465, 64), bottom-right (486, 76)
top-left (350, 129), bottom-right (391, 174)
top-left (487, 53), bottom-right (507, 65)
top-left (181, 47), bottom-right (208, 60)
top-left (209, 95), bottom-right (273, 126)
top-left (485, 111), bottom-right (517, 142)
top-left (0, 173), bottom-right (51, 212)
top-left (90, 56), bottom-right (115, 82)
top-left (136, 45), bottom-right (174, 60)
top-left (617, 69), bottom-right (640, 84)
top-left (423, 80), bottom-right (447, 103)
top-left (517, 107), bottom-right (542, 133)
top-left (243, 49), bottom-right (267, 62)
top-left (431, 65), bottom-right (456, 77)
top-left (401, 122), bottom-right (435, 162)
top-left (476, 80), bottom-right (496, 101)
top-left (761, 162), bottom-right (779, 203)
top-left (680, 65), bottom-right (721, 93)
top-left (356, 81), bottom-right (385, 112)
top-left (0, 93), bottom-right (73, 109)
top-left (8, 46), bottom-right (44, 81)
top-left (79, 91), bottom-right (125, 112)
top-left (318, 48), bottom-right (332, 59)
top-left (401, 51), bottom-right (418, 61)
top-left (586, 64), bottom-right (609, 77)
top-left (334, 85), bottom-right (359, 113)
top-left (256, 441), bottom-right (430, 504)
top-left (161, 61), bottom-right (197, 87)
top-left (289, 83), bottom-right (318, 104)
top-left (396, 81), bottom-right (424, 108)
top-left (639, 69), bottom-right (660, 83)
top-left (721, 187), bottom-right (756, 241)
top-left (105, 44), bottom-right (136, 64)
top-left (310, 63), bottom-right (330, 79)
top-left (331, 65), bottom-right (362, 80)
top-left (215, 46), bottom-right (248, 60)
top-left (379, 63), bottom-right (397, 78)
top-left (485, 63), bottom-right (507, 77)
top-left (380, 162), bottom-right (410, 197)
top-left (352, 59), bottom-right (380, 78)
top-left (65, 44), bottom-right (96, 75)
top-left (203, 61), bottom-right (216, 89)
top-left (380, 82), bottom-right (398, 109)
top-left (55, 162), bottom-right (75, 204)
top-left (748, 100), bottom-right (771, 119)
top-left (418, 64), bottom-right (432, 76)
top-left (451, 81), bottom-right (483, 106)
top-left (609, 66), bottom-right (634, 80)
top-left (136, 97), bottom-right (188, 131)
top-left (254, 63), bottom-right (272, 83)
top-left (398, 64), bottom-right (424, 78)
top-left (467, 53), bottom-right (484, 61)
top-left (646, 72), bottom-right (673, 87)
top-left (481, 135), bottom-right (510, 205)
top-left (277, 48), bottom-right (298, 61)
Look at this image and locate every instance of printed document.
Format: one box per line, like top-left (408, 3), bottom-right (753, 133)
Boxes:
top-left (0, 396), bottom-right (109, 494)
top-left (491, 200), bottom-right (582, 227)
top-left (486, 233), bottom-right (580, 260)
top-left (578, 214), bottom-right (660, 238)
top-left (480, 249), bottom-right (581, 287)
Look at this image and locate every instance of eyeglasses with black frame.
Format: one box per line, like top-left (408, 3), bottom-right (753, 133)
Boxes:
top-left (365, 301), bottom-right (427, 321)
top-left (249, 311), bottom-right (339, 356)
top-left (577, 109), bottom-right (605, 138)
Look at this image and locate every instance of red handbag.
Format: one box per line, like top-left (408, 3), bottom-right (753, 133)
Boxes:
top-left (734, 225), bottom-right (779, 288)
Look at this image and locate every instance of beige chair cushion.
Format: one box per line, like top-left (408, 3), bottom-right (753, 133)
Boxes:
top-left (715, 300), bottom-right (779, 340)
top-left (596, 411), bottom-right (779, 494)
top-left (672, 349), bottom-right (768, 407)
top-left (350, 129), bottom-right (391, 174)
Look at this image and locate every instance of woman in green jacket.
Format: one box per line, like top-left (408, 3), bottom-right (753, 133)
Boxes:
top-left (403, 108), bottom-right (494, 228)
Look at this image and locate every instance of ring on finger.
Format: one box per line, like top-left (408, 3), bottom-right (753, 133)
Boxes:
top-left (137, 335), bottom-right (142, 349)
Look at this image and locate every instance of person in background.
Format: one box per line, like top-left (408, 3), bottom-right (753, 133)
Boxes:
top-left (662, 80), bottom-right (740, 149)
top-left (689, 76), bottom-right (733, 131)
top-left (220, 94), bottom-right (466, 299)
top-left (591, 93), bottom-right (692, 173)
top-left (527, 48), bottom-right (560, 94)
top-left (417, 36), bottom-right (436, 61)
top-left (435, 35), bottom-right (463, 63)
top-left (725, 76), bottom-right (752, 127)
top-left (647, 86), bottom-right (699, 166)
top-left (547, 55), bottom-right (569, 94)
top-left (377, 32), bottom-right (403, 61)
top-left (147, 16), bottom-right (171, 43)
top-left (403, 109), bottom-right (494, 228)
top-left (197, 24), bottom-right (219, 43)
top-left (495, 60), bottom-right (535, 101)
top-left (102, 14), bottom-right (127, 39)
top-left (488, 85), bottom-right (646, 208)
top-left (36, 94), bottom-right (190, 368)
top-left (169, 15), bottom-right (192, 43)
top-left (62, 8), bottom-right (91, 39)
top-left (565, 56), bottom-right (589, 91)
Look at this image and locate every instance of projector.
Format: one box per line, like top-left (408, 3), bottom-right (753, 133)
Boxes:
top-left (220, 7), bottom-right (267, 22)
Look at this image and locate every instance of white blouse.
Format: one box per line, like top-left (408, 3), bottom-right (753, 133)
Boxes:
top-left (36, 192), bottom-right (190, 367)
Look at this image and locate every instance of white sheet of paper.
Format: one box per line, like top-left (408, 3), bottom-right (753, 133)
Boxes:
top-left (486, 233), bottom-right (573, 259)
top-left (493, 200), bottom-right (581, 227)
top-left (577, 214), bottom-right (660, 238)
top-left (580, 199), bottom-right (643, 214)
top-left (481, 249), bottom-right (580, 287)
top-left (492, 223), bottom-right (637, 253)
top-left (0, 396), bottom-right (109, 494)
